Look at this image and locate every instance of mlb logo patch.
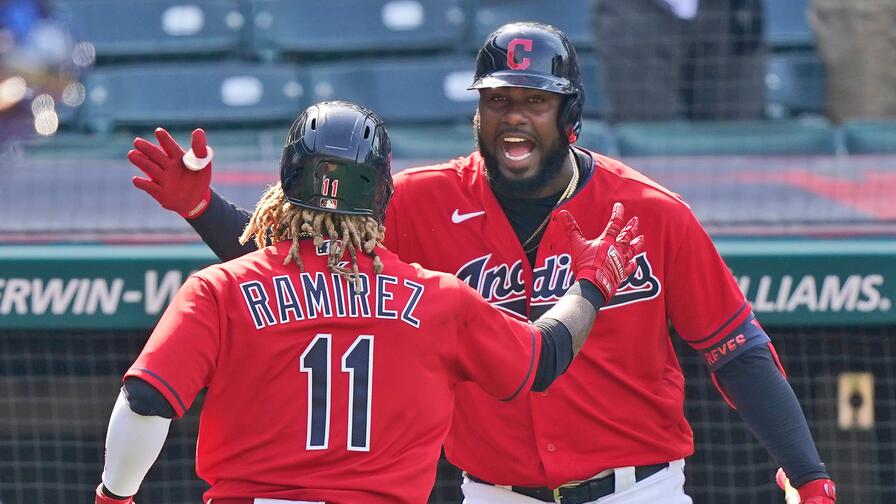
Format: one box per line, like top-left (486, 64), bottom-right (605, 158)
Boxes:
top-left (316, 239), bottom-right (343, 256)
top-left (320, 198), bottom-right (337, 209)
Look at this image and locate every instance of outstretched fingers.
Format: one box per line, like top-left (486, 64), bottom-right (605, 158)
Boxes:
top-left (132, 176), bottom-right (162, 198)
top-left (616, 216), bottom-right (639, 246)
top-left (154, 127), bottom-right (185, 158)
top-left (622, 236), bottom-right (645, 278)
top-left (557, 209), bottom-right (586, 245)
top-left (132, 137), bottom-right (170, 167)
top-left (127, 149), bottom-right (164, 181)
top-left (601, 202), bottom-right (625, 239)
top-left (628, 235), bottom-right (645, 257)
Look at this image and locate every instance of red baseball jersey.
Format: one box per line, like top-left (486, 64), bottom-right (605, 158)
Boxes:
top-left (383, 148), bottom-right (752, 488)
top-left (126, 240), bottom-right (541, 503)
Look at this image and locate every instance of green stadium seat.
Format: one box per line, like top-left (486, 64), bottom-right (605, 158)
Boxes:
top-left (80, 62), bottom-right (304, 132)
top-left (305, 56), bottom-right (478, 123)
top-left (766, 52), bottom-right (826, 118)
top-left (843, 120), bottom-right (896, 154)
top-left (53, 0), bottom-right (244, 59)
top-left (762, 0), bottom-right (813, 49)
top-left (389, 123), bottom-right (474, 161)
top-left (614, 119), bottom-right (838, 156)
top-left (247, 0), bottom-right (466, 58)
top-left (471, 0), bottom-right (592, 51)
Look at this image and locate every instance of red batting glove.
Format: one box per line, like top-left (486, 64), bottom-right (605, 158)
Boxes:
top-left (556, 202), bottom-right (645, 302)
top-left (127, 127), bottom-right (214, 219)
top-left (776, 468), bottom-right (836, 504)
top-left (95, 484), bottom-right (134, 504)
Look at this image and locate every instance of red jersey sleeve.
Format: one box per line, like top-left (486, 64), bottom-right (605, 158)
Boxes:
top-left (452, 279), bottom-right (542, 401)
top-left (665, 211), bottom-right (752, 351)
top-left (125, 274), bottom-right (222, 417)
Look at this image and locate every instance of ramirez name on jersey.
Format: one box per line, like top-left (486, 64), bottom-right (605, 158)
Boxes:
top-left (239, 272), bottom-right (425, 330)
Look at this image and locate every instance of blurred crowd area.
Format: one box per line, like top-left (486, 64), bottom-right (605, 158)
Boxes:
top-left (0, 0), bottom-right (88, 144)
top-left (1, 0), bottom-right (895, 239)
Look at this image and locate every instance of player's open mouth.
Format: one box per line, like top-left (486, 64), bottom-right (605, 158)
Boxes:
top-left (502, 137), bottom-right (536, 161)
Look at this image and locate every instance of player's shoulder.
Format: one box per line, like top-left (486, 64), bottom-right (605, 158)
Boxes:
top-left (393, 152), bottom-right (480, 189)
top-left (586, 149), bottom-right (692, 213)
top-left (380, 247), bottom-right (468, 291)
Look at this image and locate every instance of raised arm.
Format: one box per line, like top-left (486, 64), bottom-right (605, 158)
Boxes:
top-left (128, 127), bottom-right (255, 261)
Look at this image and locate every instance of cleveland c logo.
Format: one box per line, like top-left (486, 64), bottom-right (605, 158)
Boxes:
top-left (507, 38), bottom-right (532, 70)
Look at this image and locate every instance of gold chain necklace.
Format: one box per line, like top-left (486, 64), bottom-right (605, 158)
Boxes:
top-left (521, 150), bottom-right (580, 252)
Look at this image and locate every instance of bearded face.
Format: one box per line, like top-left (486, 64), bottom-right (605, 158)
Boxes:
top-left (473, 87), bottom-right (570, 198)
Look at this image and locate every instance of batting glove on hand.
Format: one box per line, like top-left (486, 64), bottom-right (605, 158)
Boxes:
top-left (557, 202), bottom-right (644, 302)
top-left (95, 484), bottom-right (134, 504)
top-left (127, 127), bottom-right (214, 219)
top-left (777, 468), bottom-right (836, 504)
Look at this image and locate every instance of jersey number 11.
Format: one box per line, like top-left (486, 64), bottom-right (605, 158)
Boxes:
top-left (300, 334), bottom-right (373, 451)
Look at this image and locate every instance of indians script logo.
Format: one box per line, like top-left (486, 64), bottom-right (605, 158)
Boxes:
top-left (454, 252), bottom-right (661, 319)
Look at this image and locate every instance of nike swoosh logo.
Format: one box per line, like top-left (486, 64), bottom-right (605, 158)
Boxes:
top-left (451, 209), bottom-right (486, 224)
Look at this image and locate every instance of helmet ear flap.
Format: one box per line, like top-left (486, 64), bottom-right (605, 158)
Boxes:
top-left (560, 93), bottom-right (583, 144)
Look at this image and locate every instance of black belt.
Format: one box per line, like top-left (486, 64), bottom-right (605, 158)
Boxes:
top-left (467, 462), bottom-right (669, 504)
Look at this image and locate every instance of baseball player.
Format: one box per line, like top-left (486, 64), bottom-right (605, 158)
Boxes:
top-left (124, 23), bottom-right (836, 504)
top-left (95, 101), bottom-right (645, 504)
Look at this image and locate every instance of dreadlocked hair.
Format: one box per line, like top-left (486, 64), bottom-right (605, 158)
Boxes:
top-left (239, 183), bottom-right (385, 286)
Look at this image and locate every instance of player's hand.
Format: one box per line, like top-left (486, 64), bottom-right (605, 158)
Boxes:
top-left (557, 202), bottom-right (644, 302)
top-left (95, 484), bottom-right (134, 504)
top-left (776, 468), bottom-right (836, 504)
top-left (127, 127), bottom-right (214, 219)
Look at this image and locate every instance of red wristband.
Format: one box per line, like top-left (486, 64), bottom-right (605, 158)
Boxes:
top-left (179, 187), bottom-right (211, 219)
top-left (95, 484), bottom-right (134, 504)
top-left (798, 478), bottom-right (836, 503)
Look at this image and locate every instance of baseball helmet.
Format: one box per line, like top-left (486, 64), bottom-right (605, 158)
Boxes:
top-left (280, 101), bottom-right (393, 222)
top-left (469, 22), bottom-right (585, 143)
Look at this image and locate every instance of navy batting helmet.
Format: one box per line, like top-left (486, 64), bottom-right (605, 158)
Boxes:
top-left (280, 101), bottom-right (393, 223)
top-left (469, 22), bottom-right (585, 143)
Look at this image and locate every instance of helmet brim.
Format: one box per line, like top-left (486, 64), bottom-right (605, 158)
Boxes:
top-left (468, 72), bottom-right (575, 95)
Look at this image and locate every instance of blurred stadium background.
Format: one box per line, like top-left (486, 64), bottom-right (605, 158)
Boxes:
top-left (0, 0), bottom-right (894, 503)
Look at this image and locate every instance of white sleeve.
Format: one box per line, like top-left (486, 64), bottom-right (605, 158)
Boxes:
top-left (100, 391), bottom-right (172, 497)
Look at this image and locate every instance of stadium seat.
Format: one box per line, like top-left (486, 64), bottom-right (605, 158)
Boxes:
top-left (471, 0), bottom-right (592, 51)
top-left (53, 0), bottom-right (244, 59)
top-left (614, 119), bottom-right (838, 156)
top-left (765, 52), bottom-right (826, 118)
top-left (389, 124), bottom-right (474, 161)
top-left (247, 0), bottom-right (466, 58)
top-left (305, 56), bottom-right (478, 123)
top-left (80, 62), bottom-right (304, 132)
top-left (843, 120), bottom-right (896, 154)
top-left (762, 0), bottom-right (814, 49)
